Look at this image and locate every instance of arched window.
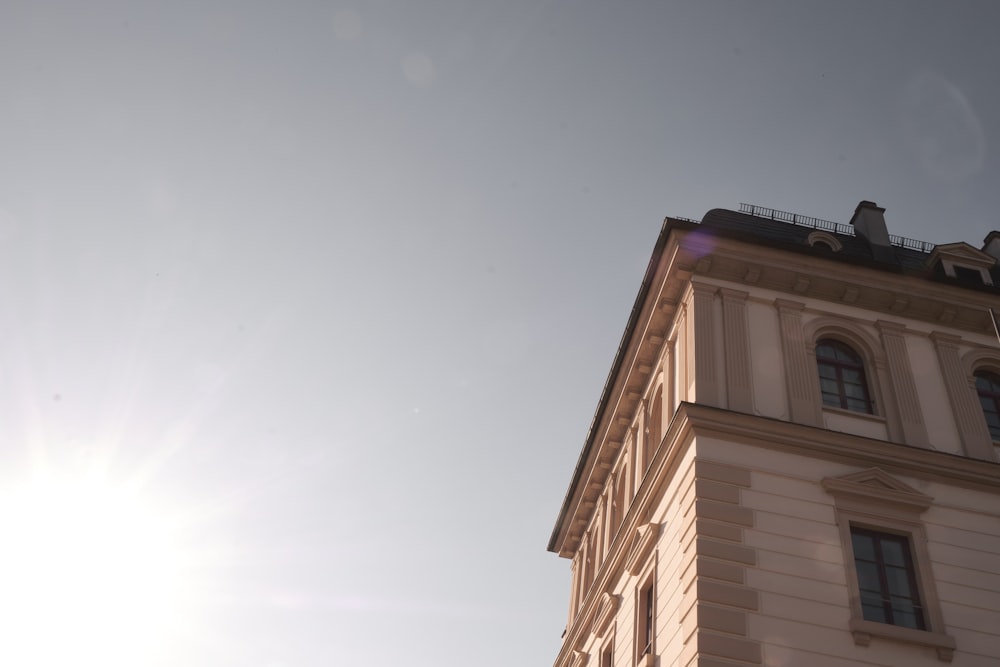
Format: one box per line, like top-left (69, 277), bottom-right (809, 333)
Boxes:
top-left (816, 339), bottom-right (873, 414)
top-left (974, 370), bottom-right (1000, 441)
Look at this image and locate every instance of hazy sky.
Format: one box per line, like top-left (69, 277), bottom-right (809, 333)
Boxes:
top-left (1, 2), bottom-right (999, 666)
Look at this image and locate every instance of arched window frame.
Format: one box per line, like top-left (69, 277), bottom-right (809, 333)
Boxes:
top-left (961, 347), bottom-right (1000, 455)
top-left (803, 321), bottom-right (886, 419)
top-left (798, 317), bottom-right (927, 447)
top-left (816, 338), bottom-right (875, 414)
top-left (973, 368), bottom-right (1000, 441)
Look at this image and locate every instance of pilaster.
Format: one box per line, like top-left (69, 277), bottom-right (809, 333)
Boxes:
top-left (876, 321), bottom-right (929, 448)
top-left (720, 288), bottom-right (754, 414)
top-left (775, 299), bottom-right (821, 426)
top-left (690, 283), bottom-right (721, 407)
top-left (932, 333), bottom-right (995, 460)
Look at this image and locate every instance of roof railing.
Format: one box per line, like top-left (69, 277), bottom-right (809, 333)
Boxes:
top-left (738, 203), bottom-right (937, 253)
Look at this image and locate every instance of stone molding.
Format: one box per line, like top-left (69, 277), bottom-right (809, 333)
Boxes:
top-left (679, 402), bottom-right (1000, 492)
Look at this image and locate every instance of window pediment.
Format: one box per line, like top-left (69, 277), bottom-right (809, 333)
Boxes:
top-left (926, 242), bottom-right (996, 285)
top-left (926, 242), bottom-right (995, 268)
top-left (822, 468), bottom-right (932, 514)
top-left (625, 523), bottom-right (660, 575)
top-left (591, 592), bottom-right (619, 638)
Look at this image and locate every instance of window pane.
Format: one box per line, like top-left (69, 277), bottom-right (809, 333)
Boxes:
top-left (851, 532), bottom-right (875, 561)
top-left (832, 346), bottom-right (857, 363)
top-left (846, 397), bottom-right (870, 412)
top-left (886, 566), bottom-right (914, 597)
top-left (861, 602), bottom-right (887, 623)
top-left (880, 539), bottom-right (906, 567)
top-left (820, 378), bottom-right (840, 394)
top-left (844, 383), bottom-right (868, 400)
top-left (816, 344), bottom-right (836, 360)
top-left (976, 372), bottom-right (1000, 393)
top-left (890, 600), bottom-right (925, 630)
top-left (855, 562), bottom-right (882, 593)
top-left (841, 368), bottom-right (863, 384)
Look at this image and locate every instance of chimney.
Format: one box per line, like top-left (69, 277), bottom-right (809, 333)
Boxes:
top-left (983, 231), bottom-right (1000, 262)
top-left (850, 200), bottom-right (896, 263)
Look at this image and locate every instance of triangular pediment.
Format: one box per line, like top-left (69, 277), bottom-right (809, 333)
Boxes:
top-left (822, 467), bottom-right (933, 513)
top-left (592, 592), bottom-right (619, 638)
top-left (925, 242), bottom-right (996, 270)
top-left (624, 522), bottom-right (660, 576)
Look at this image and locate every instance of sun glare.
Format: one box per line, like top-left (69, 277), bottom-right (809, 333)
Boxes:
top-left (0, 470), bottom-right (185, 667)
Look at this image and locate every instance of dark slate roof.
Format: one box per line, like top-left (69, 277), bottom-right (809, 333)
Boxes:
top-left (699, 208), bottom-right (1000, 290)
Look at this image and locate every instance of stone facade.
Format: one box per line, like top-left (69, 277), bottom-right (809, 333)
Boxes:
top-left (548, 203), bottom-right (1000, 666)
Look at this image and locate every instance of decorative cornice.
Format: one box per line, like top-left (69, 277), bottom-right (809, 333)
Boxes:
top-left (549, 226), bottom-right (698, 556)
top-left (680, 402), bottom-right (1000, 492)
top-left (702, 239), bottom-right (1000, 336)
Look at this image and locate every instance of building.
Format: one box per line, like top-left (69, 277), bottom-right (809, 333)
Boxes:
top-left (547, 201), bottom-right (1000, 666)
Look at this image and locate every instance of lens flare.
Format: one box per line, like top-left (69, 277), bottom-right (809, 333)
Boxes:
top-left (0, 471), bottom-right (185, 667)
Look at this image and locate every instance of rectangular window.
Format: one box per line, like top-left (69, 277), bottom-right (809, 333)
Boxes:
top-left (601, 640), bottom-right (613, 667)
top-left (850, 527), bottom-right (926, 630)
top-left (638, 579), bottom-right (654, 658)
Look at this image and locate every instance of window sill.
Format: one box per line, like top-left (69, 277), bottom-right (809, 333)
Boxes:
top-left (822, 406), bottom-right (886, 424)
top-left (636, 652), bottom-right (655, 667)
top-left (850, 618), bottom-right (955, 662)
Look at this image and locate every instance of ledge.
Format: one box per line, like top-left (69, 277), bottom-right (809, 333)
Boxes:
top-left (822, 406), bottom-right (887, 424)
top-left (850, 618), bottom-right (955, 662)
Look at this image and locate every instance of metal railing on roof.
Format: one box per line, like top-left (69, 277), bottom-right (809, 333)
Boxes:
top-left (738, 203), bottom-right (937, 253)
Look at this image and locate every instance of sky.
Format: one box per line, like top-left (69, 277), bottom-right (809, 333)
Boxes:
top-left (0, 1), bottom-right (998, 666)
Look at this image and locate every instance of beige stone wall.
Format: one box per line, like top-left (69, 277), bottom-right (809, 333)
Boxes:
top-left (682, 275), bottom-right (1000, 462)
top-left (552, 230), bottom-right (1000, 667)
top-left (702, 435), bottom-right (1000, 666)
top-left (555, 414), bottom-right (1000, 667)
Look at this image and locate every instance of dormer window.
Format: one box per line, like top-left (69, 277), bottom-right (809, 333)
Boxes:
top-left (925, 242), bottom-right (996, 287)
top-left (943, 261), bottom-right (992, 285)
